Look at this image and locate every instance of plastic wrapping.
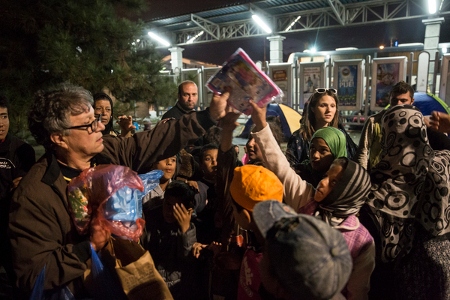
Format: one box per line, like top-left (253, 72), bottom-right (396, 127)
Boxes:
top-left (67, 165), bottom-right (162, 241)
top-left (206, 48), bottom-right (284, 115)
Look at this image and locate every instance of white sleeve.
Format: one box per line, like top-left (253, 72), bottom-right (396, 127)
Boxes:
top-left (251, 125), bottom-right (314, 211)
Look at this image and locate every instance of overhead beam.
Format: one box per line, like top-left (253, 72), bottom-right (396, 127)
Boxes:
top-left (327, 0), bottom-right (346, 25)
top-left (146, 0), bottom-right (450, 46)
top-left (190, 13), bottom-right (220, 40)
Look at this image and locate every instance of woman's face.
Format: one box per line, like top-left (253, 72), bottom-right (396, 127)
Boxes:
top-left (94, 99), bottom-right (112, 125)
top-left (314, 162), bottom-right (344, 202)
top-left (312, 95), bottom-right (336, 129)
top-left (309, 138), bottom-right (334, 173)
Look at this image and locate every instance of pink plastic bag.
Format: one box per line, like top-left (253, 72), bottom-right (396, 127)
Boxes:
top-left (67, 164), bottom-right (144, 241)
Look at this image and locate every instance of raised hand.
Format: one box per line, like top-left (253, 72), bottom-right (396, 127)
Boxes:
top-left (209, 92), bottom-right (230, 121)
top-left (249, 100), bottom-right (268, 132)
top-left (173, 203), bottom-right (193, 233)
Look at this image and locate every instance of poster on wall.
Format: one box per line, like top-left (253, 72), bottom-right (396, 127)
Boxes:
top-left (269, 63), bottom-right (293, 106)
top-left (370, 57), bottom-right (407, 111)
top-left (299, 62), bottom-right (326, 109)
top-left (333, 59), bottom-right (364, 110)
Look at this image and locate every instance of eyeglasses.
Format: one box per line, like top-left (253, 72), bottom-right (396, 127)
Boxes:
top-left (66, 114), bottom-right (101, 134)
top-left (315, 88), bottom-right (337, 94)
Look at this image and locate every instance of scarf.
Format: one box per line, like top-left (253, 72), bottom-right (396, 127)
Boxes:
top-left (311, 126), bottom-right (347, 159)
top-left (315, 158), bottom-right (371, 227)
top-left (366, 105), bottom-right (450, 262)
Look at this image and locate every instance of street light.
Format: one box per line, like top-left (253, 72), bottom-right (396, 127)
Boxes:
top-left (252, 14), bottom-right (272, 34)
top-left (148, 32), bottom-right (170, 47)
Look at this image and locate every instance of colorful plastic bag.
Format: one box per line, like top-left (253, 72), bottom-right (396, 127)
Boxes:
top-left (67, 165), bottom-right (162, 241)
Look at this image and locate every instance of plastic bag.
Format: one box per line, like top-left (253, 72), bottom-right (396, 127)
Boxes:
top-left (89, 244), bottom-right (127, 300)
top-left (67, 165), bottom-right (162, 241)
top-left (30, 265), bottom-right (75, 300)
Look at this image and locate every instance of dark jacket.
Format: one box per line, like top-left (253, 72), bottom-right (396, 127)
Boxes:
top-left (0, 134), bottom-right (35, 287)
top-left (162, 102), bottom-right (194, 120)
top-left (141, 205), bottom-right (196, 299)
top-left (8, 110), bottom-right (215, 299)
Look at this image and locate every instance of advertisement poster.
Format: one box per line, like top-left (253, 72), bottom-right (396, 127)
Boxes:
top-left (272, 69), bottom-right (288, 104)
top-left (337, 64), bottom-right (358, 107)
top-left (374, 62), bottom-right (400, 107)
top-left (303, 66), bottom-right (321, 102)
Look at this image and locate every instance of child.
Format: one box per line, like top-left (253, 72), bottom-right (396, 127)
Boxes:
top-left (297, 126), bottom-right (347, 186)
top-left (249, 101), bottom-right (374, 300)
top-left (253, 200), bottom-right (353, 300)
top-left (141, 155), bottom-right (177, 210)
top-left (229, 164), bottom-right (284, 300)
top-left (141, 180), bottom-right (197, 299)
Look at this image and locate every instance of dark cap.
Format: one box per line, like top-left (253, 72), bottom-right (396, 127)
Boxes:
top-left (253, 201), bottom-right (352, 300)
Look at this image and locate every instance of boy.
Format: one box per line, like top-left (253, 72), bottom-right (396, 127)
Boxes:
top-left (141, 181), bottom-right (196, 299)
top-left (229, 164), bottom-right (284, 300)
top-left (253, 200), bottom-right (353, 300)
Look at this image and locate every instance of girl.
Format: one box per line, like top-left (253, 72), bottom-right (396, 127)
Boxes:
top-left (249, 100), bottom-right (374, 300)
top-left (297, 126), bottom-right (347, 186)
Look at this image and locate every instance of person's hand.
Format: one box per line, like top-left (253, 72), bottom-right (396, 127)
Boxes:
top-left (11, 177), bottom-right (22, 190)
top-left (428, 111), bottom-right (450, 133)
top-left (249, 100), bottom-right (267, 131)
top-left (209, 92), bottom-right (230, 121)
top-left (186, 180), bottom-right (199, 192)
top-left (173, 203), bottom-right (193, 233)
top-left (117, 115), bottom-right (135, 137)
top-left (218, 106), bottom-right (241, 132)
top-left (192, 242), bottom-right (207, 258)
top-left (90, 220), bottom-right (111, 252)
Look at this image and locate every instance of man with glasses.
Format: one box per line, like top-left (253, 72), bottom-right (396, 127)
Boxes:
top-left (8, 83), bottom-right (228, 299)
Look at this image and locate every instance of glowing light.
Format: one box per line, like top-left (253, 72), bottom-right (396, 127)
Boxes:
top-left (285, 16), bottom-right (301, 31)
top-left (252, 14), bottom-right (272, 34)
top-left (186, 31), bottom-right (204, 44)
top-left (148, 32), bottom-right (170, 47)
top-left (379, 45), bottom-right (385, 50)
top-left (429, 0), bottom-right (437, 14)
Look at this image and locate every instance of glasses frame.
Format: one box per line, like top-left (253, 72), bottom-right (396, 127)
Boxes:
top-left (66, 114), bottom-right (102, 133)
top-left (314, 88), bottom-right (337, 94)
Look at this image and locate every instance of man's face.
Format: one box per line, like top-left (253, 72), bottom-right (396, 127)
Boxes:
top-left (63, 107), bottom-right (105, 160)
top-left (390, 92), bottom-right (414, 106)
top-left (178, 83), bottom-right (198, 111)
top-left (0, 107), bottom-right (9, 140)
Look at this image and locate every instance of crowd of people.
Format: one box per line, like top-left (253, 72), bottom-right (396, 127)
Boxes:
top-left (1, 79), bottom-right (450, 300)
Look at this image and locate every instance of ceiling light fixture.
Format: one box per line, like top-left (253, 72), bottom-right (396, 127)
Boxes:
top-left (252, 14), bottom-right (272, 34)
top-left (285, 16), bottom-right (301, 31)
top-left (428, 0), bottom-right (437, 14)
top-left (186, 31), bottom-right (204, 44)
top-left (148, 32), bottom-right (170, 47)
